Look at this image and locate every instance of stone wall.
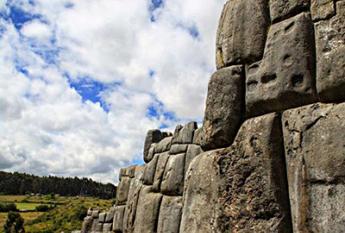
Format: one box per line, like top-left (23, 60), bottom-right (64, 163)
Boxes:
top-left (81, 0), bottom-right (345, 232)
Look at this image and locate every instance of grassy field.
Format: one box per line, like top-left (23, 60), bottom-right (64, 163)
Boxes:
top-left (0, 195), bottom-right (113, 233)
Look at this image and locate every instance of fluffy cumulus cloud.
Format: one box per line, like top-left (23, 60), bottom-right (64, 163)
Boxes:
top-left (0, 0), bottom-right (225, 184)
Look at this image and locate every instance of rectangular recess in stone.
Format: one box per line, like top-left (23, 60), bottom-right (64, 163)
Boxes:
top-left (123, 166), bottom-right (144, 233)
top-left (282, 102), bottom-right (345, 233)
top-left (217, 113), bottom-right (292, 232)
top-left (216, 0), bottom-right (269, 69)
top-left (179, 150), bottom-right (223, 233)
top-left (113, 205), bottom-right (126, 233)
top-left (116, 176), bottom-right (131, 205)
top-left (315, 1), bottom-right (345, 103)
top-left (311, 0), bottom-right (335, 21)
top-left (157, 196), bottom-right (183, 233)
top-left (246, 12), bottom-right (317, 118)
top-left (171, 122), bottom-right (197, 144)
top-left (142, 154), bottom-right (159, 185)
top-left (152, 152), bottom-right (170, 192)
top-left (161, 153), bottom-right (185, 196)
top-left (201, 65), bottom-right (244, 150)
top-left (270, 0), bottom-right (309, 22)
top-left (133, 186), bottom-right (163, 233)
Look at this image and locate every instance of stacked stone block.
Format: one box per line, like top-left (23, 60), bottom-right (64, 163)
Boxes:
top-left (81, 0), bottom-right (345, 232)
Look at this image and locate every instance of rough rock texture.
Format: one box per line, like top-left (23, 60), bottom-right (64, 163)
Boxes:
top-left (155, 137), bottom-right (172, 153)
top-left (161, 153), bottom-right (185, 196)
top-left (113, 206), bottom-right (125, 233)
top-left (157, 196), bottom-right (183, 233)
top-left (143, 130), bottom-right (164, 163)
top-left (217, 113), bottom-right (292, 232)
top-left (246, 12), bottom-right (316, 117)
top-left (103, 223), bottom-right (112, 232)
top-left (282, 102), bottom-right (345, 233)
top-left (311, 0), bottom-right (335, 21)
top-left (184, 144), bottom-right (203, 175)
top-left (152, 152), bottom-right (170, 192)
top-left (169, 144), bottom-right (188, 155)
top-left (142, 154), bottom-right (159, 185)
top-left (315, 1), bottom-right (345, 102)
top-left (133, 186), bottom-right (163, 233)
top-left (216, 0), bottom-right (269, 68)
top-left (179, 150), bottom-right (223, 233)
top-left (270, 0), bottom-right (309, 22)
top-left (116, 177), bottom-right (131, 205)
top-left (171, 122), bottom-right (197, 145)
top-left (201, 65), bottom-right (244, 150)
top-left (81, 216), bottom-right (93, 233)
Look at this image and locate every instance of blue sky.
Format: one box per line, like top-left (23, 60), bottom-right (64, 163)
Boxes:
top-left (0, 0), bottom-right (224, 183)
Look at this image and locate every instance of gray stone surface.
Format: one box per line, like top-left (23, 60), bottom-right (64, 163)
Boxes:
top-left (180, 150), bottom-right (223, 233)
top-left (152, 152), bottom-right (170, 192)
top-left (171, 122), bottom-right (197, 144)
top-left (217, 113), bottom-right (292, 232)
top-left (246, 12), bottom-right (316, 117)
top-left (98, 212), bottom-right (106, 223)
top-left (102, 223), bottom-right (112, 232)
top-left (270, 0), bottom-right (309, 22)
top-left (119, 166), bottom-right (137, 180)
top-left (315, 1), bottom-right (345, 103)
top-left (155, 136), bottom-right (172, 153)
top-left (311, 0), bottom-right (335, 21)
top-left (92, 210), bottom-right (100, 218)
top-left (81, 216), bottom-right (93, 233)
top-left (91, 219), bottom-right (99, 231)
top-left (146, 143), bottom-right (156, 163)
top-left (142, 154), bottom-right (159, 185)
top-left (192, 127), bottom-right (202, 145)
top-left (216, 0), bottom-right (269, 68)
top-left (113, 206), bottom-right (125, 233)
top-left (123, 166), bottom-right (144, 233)
top-left (201, 65), bottom-right (244, 150)
top-left (95, 223), bottom-right (103, 232)
top-left (157, 196), bottom-right (183, 233)
top-left (116, 176), bottom-right (131, 205)
top-left (133, 186), bottom-right (163, 233)
top-left (143, 129), bottom-right (164, 163)
top-left (282, 102), bottom-right (345, 233)
top-left (161, 153), bottom-right (185, 196)
top-left (184, 144), bottom-right (203, 175)
top-left (169, 144), bottom-right (188, 155)
top-left (105, 207), bottom-right (115, 223)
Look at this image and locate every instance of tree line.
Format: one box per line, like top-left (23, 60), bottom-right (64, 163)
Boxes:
top-left (0, 171), bottom-right (116, 199)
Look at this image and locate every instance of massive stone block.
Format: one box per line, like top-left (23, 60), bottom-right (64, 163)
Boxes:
top-left (161, 153), bottom-right (185, 196)
top-left (184, 144), bottom-right (203, 175)
top-left (311, 0), bottom-right (335, 21)
top-left (103, 223), bottom-right (112, 232)
top-left (81, 216), bottom-right (93, 233)
top-left (143, 129), bottom-right (164, 163)
top-left (105, 207), bottom-right (115, 223)
top-left (123, 166), bottom-right (144, 233)
top-left (217, 113), bottom-right (292, 232)
top-left (315, 1), bottom-right (345, 102)
top-left (116, 176), bottom-right (131, 205)
top-left (157, 196), bottom-right (183, 233)
top-left (133, 186), bottom-right (163, 233)
top-left (171, 122), bottom-right (197, 144)
top-left (113, 206), bottom-right (126, 233)
top-left (180, 150), bottom-right (223, 233)
top-left (152, 152), bottom-right (170, 192)
top-left (169, 144), bottom-right (188, 155)
top-left (246, 12), bottom-right (316, 117)
top-left (282, 102), bottom-right (345, 233)
top-left (154, 136), bottom-right (172, 154)
top-left (201, 65), bottom-right (244, 150)
top-left (216, 0), bottom-right (269, 68)
top-left (269, 0), bottom-right (309, 22)
top-left (142, 154), bottom-right (159, 185)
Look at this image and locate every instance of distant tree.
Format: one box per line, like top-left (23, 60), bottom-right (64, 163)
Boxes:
top-left (4, 212), bottom-right (25, 233)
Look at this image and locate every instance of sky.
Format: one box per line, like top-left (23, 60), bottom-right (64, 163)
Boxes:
top-left (0, 0), bottom-right (225, 184)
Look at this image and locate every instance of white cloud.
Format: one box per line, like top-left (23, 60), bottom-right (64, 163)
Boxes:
top-left (0, 0), bottom-right (225, 184)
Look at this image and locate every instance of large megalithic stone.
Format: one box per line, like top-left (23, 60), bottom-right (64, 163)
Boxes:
top-left (143, 130), bottom-right (164, 163)
top-left (216, 0), bottom-right (269, 69)
top-left (216, 113), bottom-right (292, 232)
top-left (269, 0), bottom-right (309, 22)
top-left (116, 176), bottom-right (131, 205)
top-left (282, 102), bottom-right (345, 233)
top-left (246, 12), bottom-right (317, 118)
top-left (201, 65), bottom-right (244, 150)
top-left (113, 206), bottom-right (125, 233)
top-left (160, 153), bottom-right (185, 196)
top-left (315, 1), bottom-right (345, 103)
top-left (157, 196), bottom-right (183, 233)
top-left (133, 186), bottom-right (163, 233)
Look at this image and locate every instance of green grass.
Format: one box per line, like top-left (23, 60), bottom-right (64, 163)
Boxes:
top-left (0, 195), bottom-right (114, 233)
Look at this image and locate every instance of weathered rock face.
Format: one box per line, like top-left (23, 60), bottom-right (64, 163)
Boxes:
top-left (246, 12), bottom-right (316, 117)
top-left (216, 0), bottom-right (269, 68)
top-left (201, 65), bottom-right (244, 150)
top-left (80, 1), bottom-right (345, 233)
top-left (315, 1), bottom-right (345, 102)
top-left (217, 113), bottom-right (292, 233)
top-left (282, 102), bottom-right (345, 233)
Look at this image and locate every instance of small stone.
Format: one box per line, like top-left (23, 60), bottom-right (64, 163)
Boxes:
top-left (161, 153), bottom-right (185, 196)
top-left (102, 223), bottom-right (112, 232)
top-left (157, 196), bottom-right (183, 233)
top-left (201, 65), bottom-right (244, 150)
top-left (92, 210), bottom-right (100, 218)
top-left (133, 186), bottom-right (163, 233)
top-left (81, 216), bottom-right (93, 233)
top-left (113, 206), bottom-right (125, 233)
top-left (105, 207), bottom-right (115, 223)
top-left (311, 0), bottom-right (335, 21)
top-left (98, 212), bottom-right (106, 223)
top-left (269, 0), bottom-right (309, 22)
